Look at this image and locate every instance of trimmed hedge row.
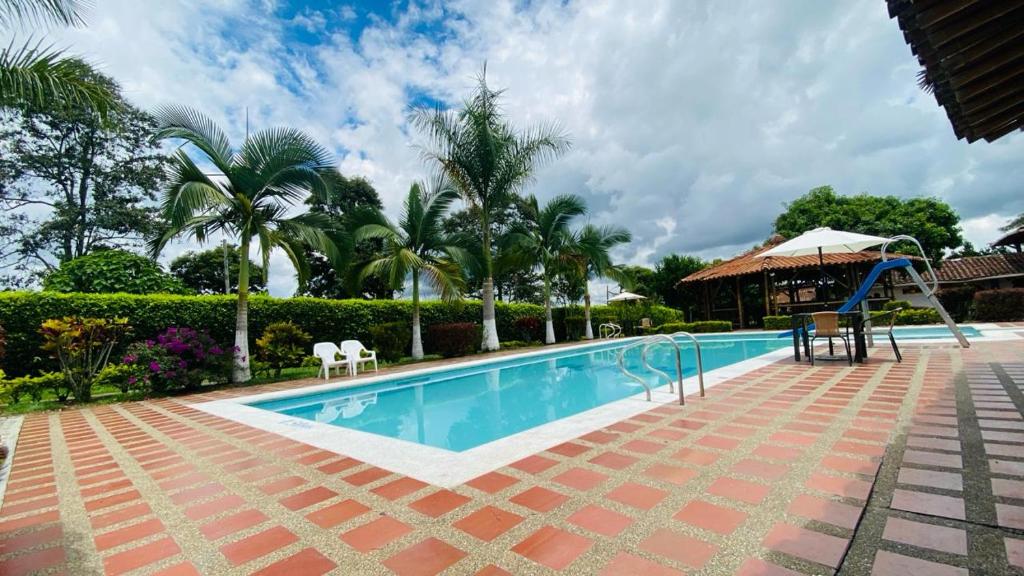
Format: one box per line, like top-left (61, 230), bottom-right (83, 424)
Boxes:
top-left (0, 292), bottom-right (685, 376)
top-left (652, 321), bottom-right (733, 334)
top-left (974, 289), bottom-right (1024, 322)
top-left (761, 308), bottom-right (942, 330)
top-left (762, 316), bottom-right (792, 330)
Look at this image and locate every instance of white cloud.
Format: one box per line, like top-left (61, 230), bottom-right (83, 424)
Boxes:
top-left (7, 0), bottom-right (1022, 295)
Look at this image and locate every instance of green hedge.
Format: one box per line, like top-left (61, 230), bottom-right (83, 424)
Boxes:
top-left (646, 320), bottom-right (732, 334)
top-left (761, 308), bottom-right (944, 330)
top-left (762, 316), bottom-right (793, 330)
top-left (973, 289), bottom-right (1024, 322)
top-left (0, 292), bottom-right (686, 376)
top-left (883, 300), bottom-right (912, 312)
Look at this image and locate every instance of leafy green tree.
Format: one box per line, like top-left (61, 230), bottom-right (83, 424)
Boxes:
top-left (42, 249), bottom-right (188, 294)
top-left (652, 254), bottom-right (706, 316)
top-left (352, 178), bottom-right (469, 359)
top-left (618, 265), bottom-right (658, 301)
top-left (0, 0), bottom-right (116, 114)
top-left (301, 175), bottom-right (392, 299)
top-left (411, 68), bottom-right (571, 350)
top-left (150, 106), bottom-right (347, 382)
top-left (169, 245), bottom-right (265, 295)
top-left (442, 200), bottom-right (542, 303)
top-left (573, 224), bottom-right (632, 339)
top-left (773, 186), bottom-right (963, 262)
top-left (507, 194), bottom-right (586, 343)
top-left (0, 71), bottom-right (168, 283)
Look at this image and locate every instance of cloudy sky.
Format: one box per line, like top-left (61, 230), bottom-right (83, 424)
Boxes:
top-left (23, 0), bottom-right (1024, 296)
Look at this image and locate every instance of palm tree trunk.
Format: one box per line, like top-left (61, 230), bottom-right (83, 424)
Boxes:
top-left (411, 272), bottom-right (423, 360)
top-left (480, 223), bottom-right (500, 351)
top-left (583, 286), bottom-right (594, 339)
top-left (232, 239), bottom-right (252, 383)
top-left (544, 273), bottom-right (555, 344)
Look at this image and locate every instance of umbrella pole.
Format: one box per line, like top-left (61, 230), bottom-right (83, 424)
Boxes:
top-left (818, 247), bottom-right (829, 308)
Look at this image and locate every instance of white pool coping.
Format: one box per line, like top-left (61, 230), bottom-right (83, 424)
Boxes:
top-left (193, 324), bottom-right (1017, 487)
top-left (0, 415), bottom-right (24, 510)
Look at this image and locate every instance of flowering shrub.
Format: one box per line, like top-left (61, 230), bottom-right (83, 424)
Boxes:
top-left (123, 327), bottom-right (234, 392)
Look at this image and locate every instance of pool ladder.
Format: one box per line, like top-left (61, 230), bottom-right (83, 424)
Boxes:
top-left (616, 332), bottom-right (705, 405)
top-left (599, 322), bottom-right (622, 339)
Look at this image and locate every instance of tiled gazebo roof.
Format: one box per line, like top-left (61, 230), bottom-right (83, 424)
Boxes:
top-left (678, 236), bottom-right (892, 284)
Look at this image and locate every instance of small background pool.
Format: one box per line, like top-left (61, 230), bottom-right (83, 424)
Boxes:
top-left (251, 325), bottom-right (977, 452)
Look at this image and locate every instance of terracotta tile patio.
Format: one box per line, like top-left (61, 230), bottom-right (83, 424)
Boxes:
top-left (1, 335), bottom-right (1024, 575)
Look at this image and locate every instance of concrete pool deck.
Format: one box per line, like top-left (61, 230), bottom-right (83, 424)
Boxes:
top-left (2, 330), bottom-right (1024, 575)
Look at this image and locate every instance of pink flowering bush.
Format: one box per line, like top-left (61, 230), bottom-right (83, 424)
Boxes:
top-left (122, 327), bottom-right (235, 392)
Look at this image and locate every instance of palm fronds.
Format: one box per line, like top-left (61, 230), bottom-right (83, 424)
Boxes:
top-left (0, 40), bottom-right (114, 113)
top-left (0, 0), bottom-right (85, 29)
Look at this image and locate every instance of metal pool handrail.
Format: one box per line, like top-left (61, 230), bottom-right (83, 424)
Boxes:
top-left (671, 331), bottom-right (705, 401)
top-left (640, 335), bottom-right (682, 396)
top-left (616, 339), bottom-right (653, 401)
top-left (616, 334), bottom-right (687, 404)
top-left (599, 322), bottom-right (622, 339)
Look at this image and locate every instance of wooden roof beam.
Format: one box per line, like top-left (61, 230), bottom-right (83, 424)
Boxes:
top-left (954, 59), bottom-right (1024, 103)
top-left (963, 101), bottom-right (1024, 140)
top-left (960, 75), bottom-right (1024, 116)
top-left (927, 2), bottom-right (1022, 48)
top-left (917, 0), bottom-right (982, 28)
top-left (950, 43), bottom-right (1024, 89)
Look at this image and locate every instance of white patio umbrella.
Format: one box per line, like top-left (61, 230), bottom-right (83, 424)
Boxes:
top-left (607, 291), bottom-right (647, 303)
top-left (756, 227), bottom-right (890, 303)
top-left (756, 227), bottom-right (890, 258)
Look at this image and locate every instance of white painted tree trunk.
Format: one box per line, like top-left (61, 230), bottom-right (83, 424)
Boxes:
top-left (411, 273), bottom-right (423, 360)
top-left (232, 240), bottom-right (252, 383)
top-left (411, 316), bottom-right (423, 360)
top-left (583, 289), bottom-right (594, 340)
top-left (481, 276), bottom-right (500, 351)
top-left (544, 275), bottom-right (555, 344)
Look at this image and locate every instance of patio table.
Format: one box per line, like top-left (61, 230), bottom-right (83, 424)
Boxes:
top-left (790, 312), bottom-right (868, 363)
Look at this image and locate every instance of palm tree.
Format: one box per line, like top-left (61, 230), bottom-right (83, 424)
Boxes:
top-left (1, 0), bottom-right (116, 114)
top-left (351, 177), bottom-right (470, 359)
top-left (574, 224), bottom-right (632, 339)
top-left (411, 68), bottom-right (571, 351)
top-left (509, 194), bottom-right (586, 344)
top-left (150, 106), bottom-right (347, 382)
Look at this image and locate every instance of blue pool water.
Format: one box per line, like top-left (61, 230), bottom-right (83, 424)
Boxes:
top-left (251, 325), bottom-right (978, 452)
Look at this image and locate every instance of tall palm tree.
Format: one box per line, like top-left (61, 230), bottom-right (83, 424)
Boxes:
top-left (150, 106), bottom-right (347, 382)
top-left (509, 194), bottom-right (586, 344)
top-left (351, 177), bottom-right (470, 359)
top-left (411, 68), bottom-right (571, 351)
top-left (574, 224), bottom-right (632, 339)
top-left (1, 0), bottom-right (116, 114)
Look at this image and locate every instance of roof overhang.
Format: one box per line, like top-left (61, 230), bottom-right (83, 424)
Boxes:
top-left (887, 0), bottom-right (1024, 142)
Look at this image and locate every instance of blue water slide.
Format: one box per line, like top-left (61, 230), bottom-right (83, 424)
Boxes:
top-left (779, 258), bottom-right (913, 338)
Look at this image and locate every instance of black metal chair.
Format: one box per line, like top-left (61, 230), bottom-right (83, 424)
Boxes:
top-left (810, 311), bottom-right (853, 366)
top-left (860, 308), bottom-right (902, 363)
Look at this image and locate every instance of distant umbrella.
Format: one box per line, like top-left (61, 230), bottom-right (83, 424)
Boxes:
top-left (608, 291), bottom-right (647, 303)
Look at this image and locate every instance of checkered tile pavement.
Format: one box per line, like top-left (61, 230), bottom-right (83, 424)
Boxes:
top-left (1, 339), bottom-right (1023, 575)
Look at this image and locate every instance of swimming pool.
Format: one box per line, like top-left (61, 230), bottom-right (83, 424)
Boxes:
top-left (249, 325), bottom-right (979, 452)
top-left (251, 334), bottom-right (784, 451)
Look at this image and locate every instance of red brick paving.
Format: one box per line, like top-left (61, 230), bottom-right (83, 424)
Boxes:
top-left (2, 341), bottom-right (1022, 575)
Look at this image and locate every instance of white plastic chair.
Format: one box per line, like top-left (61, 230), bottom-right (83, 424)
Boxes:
top-left (340, 340), bottom-right (378, 376)
top-left (313, 342), bottom-right (350, 381)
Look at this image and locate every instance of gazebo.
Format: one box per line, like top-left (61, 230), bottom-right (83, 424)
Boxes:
top-left (678, 236), bottom-right (904, 328)
top-left (993, 227), bottom-right (1024, 253)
